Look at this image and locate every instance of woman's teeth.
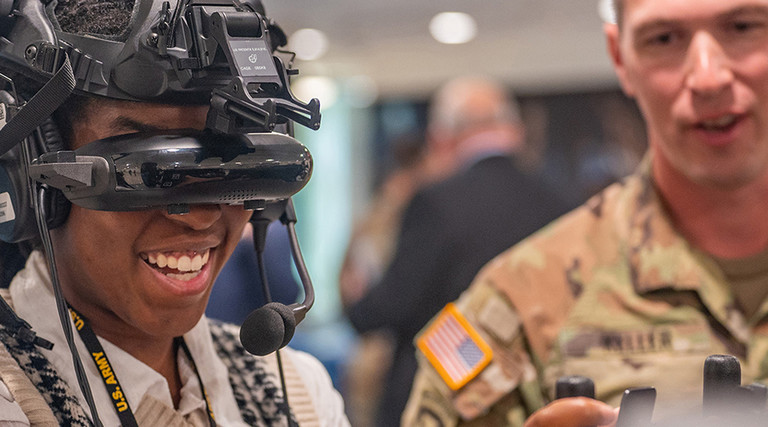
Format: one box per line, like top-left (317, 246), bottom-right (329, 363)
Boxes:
top-left (167, 271), bottom-right (202, 281)
top-left (141, 249), bottom-right (210, 280)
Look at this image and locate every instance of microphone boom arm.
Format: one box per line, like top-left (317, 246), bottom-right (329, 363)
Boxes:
top-left (281, 199), bottom-right (314, 325)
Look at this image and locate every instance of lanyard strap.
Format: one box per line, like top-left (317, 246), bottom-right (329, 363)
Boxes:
top-left (69, 308), bottom-right (138, 427)
top-left (69, 307), bottom-right (216, 426)
top-left (177, 337), bottom-right (217, 426)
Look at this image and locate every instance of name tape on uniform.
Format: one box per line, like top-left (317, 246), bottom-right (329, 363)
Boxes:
top-left (417, 303), bottom-right (493, 391)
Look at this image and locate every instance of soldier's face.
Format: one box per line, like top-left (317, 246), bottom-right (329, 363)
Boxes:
top-left (606, 0), bottom-right (768, 190)
top-left (50, 100), bottom-right (252, 340)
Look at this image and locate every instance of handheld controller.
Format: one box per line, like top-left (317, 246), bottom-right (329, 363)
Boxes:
top-left (555, 354), bottom-right (768, 426)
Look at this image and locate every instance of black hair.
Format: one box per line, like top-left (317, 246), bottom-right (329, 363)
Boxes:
top-left (51, 0), bottom-right (137, 41)
top-left (50, 93), bottom-right (93, 150)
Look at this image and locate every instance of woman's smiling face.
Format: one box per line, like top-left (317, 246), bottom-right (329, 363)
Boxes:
top-left (51, 99), bottom-right (252, 339)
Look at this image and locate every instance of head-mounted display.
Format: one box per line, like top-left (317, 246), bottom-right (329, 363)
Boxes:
top-left (0, 0), bottom-right (321, 219)
top-left (29, 130), bottom-right (312, 213)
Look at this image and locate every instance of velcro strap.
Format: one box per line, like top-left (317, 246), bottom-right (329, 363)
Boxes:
top-left (0, 53), bottom-right (75, 156)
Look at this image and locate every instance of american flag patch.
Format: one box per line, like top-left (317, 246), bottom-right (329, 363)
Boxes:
top-left (417, 303), bottom-right (493, 390)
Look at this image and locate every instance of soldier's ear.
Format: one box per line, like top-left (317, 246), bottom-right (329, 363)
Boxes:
top-left (604, 23), bottom-right (636, 98)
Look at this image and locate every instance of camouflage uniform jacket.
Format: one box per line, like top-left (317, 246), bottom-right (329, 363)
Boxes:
top-left (402, 160), bottom-right (768, 426)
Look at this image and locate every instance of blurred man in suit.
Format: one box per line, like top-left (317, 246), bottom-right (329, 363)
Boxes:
top-left (344, 76), bottom-right (571, 426)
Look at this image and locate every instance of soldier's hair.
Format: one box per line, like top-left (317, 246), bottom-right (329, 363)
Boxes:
top-left (613, 0), bottom-right (624, 28)
top-left (50, 0), bottom-right (137, 41)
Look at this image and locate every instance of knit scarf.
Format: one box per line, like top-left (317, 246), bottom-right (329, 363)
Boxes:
top-left (0, 319), bottom-right (296, 426)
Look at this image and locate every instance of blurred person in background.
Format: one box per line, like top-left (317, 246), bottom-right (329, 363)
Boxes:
top-left (339, 131), bottom-right (454, 427)
top-left (340, 133), bottom-right (433, 310)
top-left (344, 76), bottom-right (571, 426)
top-left (404, 0), bottom-right (768, 425)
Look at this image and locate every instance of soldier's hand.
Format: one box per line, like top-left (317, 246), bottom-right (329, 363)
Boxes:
top-left (523, 397), bottom-right (618, 427)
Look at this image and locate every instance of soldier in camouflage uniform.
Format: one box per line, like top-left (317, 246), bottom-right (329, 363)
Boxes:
top-left (402, 0), bottom-right (768, 425)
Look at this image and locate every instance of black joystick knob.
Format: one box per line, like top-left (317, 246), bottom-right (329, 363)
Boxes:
top-left (556, 375), bottom-right (595, 399)
top-left (702, 354), bottom-right (741, 418)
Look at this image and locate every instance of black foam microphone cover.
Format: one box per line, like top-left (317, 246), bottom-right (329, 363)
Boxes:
top-left (240, 302), bottom-right (297, 356)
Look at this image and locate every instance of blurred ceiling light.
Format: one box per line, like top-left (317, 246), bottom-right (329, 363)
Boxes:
top-left (293, 76), bottom-right (339, 111)
top-left (345, 75), bottom-right (379, 108)
top-left (429, 12), bottom-right (477, 44)
top-left (598, 0), bottom-right (616, 24)
top-left (289, 28), bottom-right (329, 61)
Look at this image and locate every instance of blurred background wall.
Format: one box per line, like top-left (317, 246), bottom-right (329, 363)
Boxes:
top-left (208, 0), bottom-right (648, 423)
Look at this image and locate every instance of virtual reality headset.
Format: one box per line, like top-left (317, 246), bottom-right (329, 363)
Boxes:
top-left (29, 130), bottom-right (313, 213)
top-left (0, 0), bottom-right (321, 242)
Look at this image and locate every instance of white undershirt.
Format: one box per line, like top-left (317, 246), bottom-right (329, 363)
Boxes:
top-left (7, 251), bottom-right (350, 427)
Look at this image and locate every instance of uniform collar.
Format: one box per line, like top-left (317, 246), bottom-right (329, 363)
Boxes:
top-left (626, 156), bottom-right (705, 294)
top-left (625, 156), bottom-right (749, 343)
